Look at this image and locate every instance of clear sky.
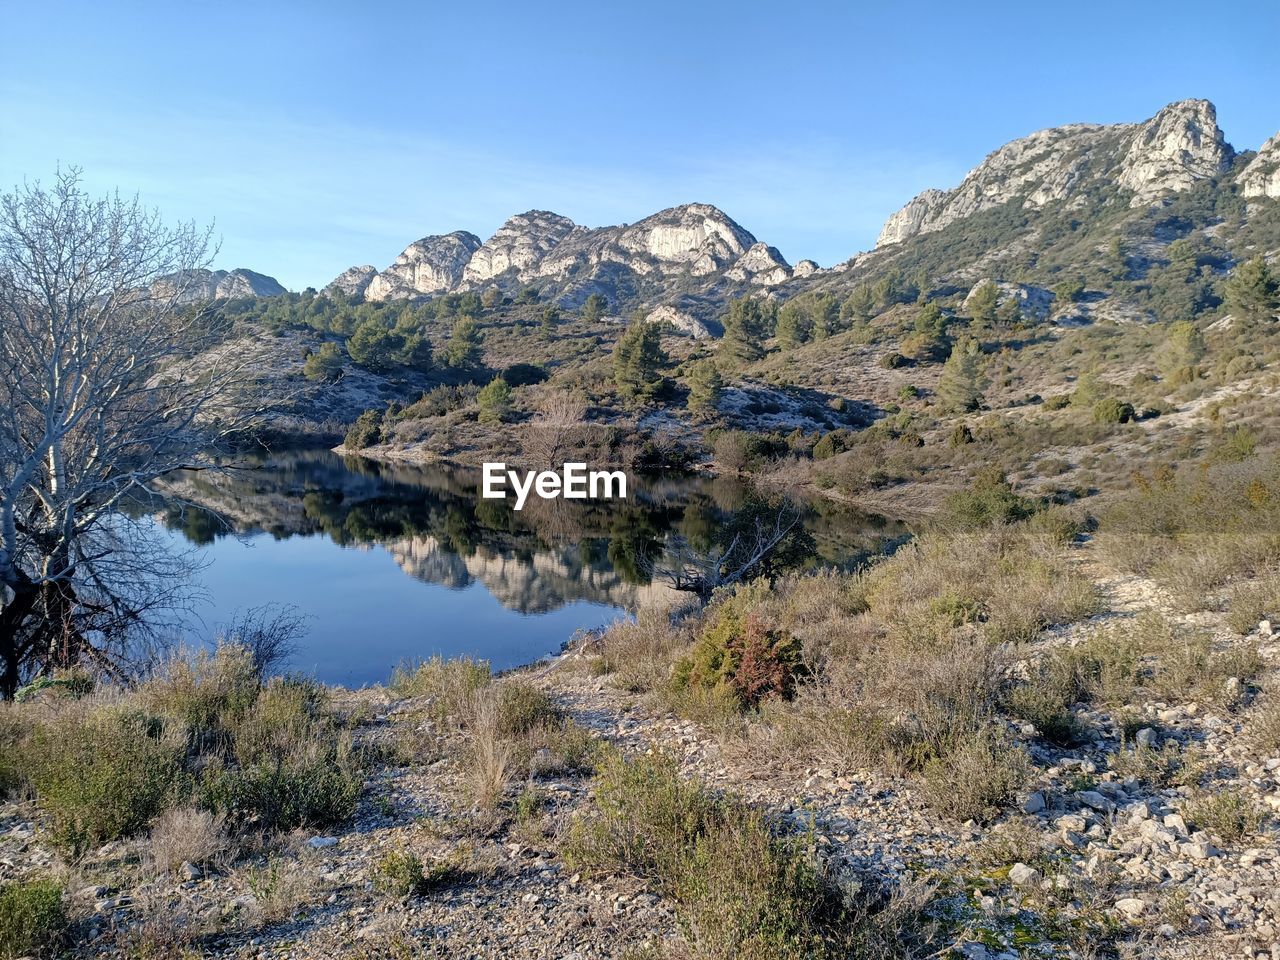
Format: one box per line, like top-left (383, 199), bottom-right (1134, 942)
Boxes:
top-left (2, 0), bottom-right (1277, 290)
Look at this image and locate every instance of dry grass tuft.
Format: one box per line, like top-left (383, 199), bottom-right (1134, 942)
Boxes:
top-left (149, 805), bottom-right (230, 875)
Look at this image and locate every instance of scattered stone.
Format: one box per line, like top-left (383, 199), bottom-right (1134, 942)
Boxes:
top-left (1022, 792), bottom-right (1046, 814)
top-left (1078, 790), bottom-right (1114, 814)
top-left (1009, 863), bottom-right (1042, 887)
top-left (1115, 898), bottom-right (1148, 919)
top-left (308, 836), bottom-right (339, 849)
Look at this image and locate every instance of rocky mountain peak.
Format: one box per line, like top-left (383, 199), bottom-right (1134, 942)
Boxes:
top-left (725, 242), bottom-right (791, 285)
top-left (364, 231), bottom-right (482, 302)
top-left (463, 210), bottom-right (579, 284)
top-left (323, 265), bottom-right (378, 299)
top-left (617, 203), bottom-right (756, 273)
top-left (156, 267), bottom-right (286, 303)
top-left (1239, 131), bottom-right (1280, 200)
top-left (876, 99), bottom-right (1237, 247)
top-left (1117, 98), bottom-right (1233, 204)
top-left (324, 202), bottom-right (797, 314)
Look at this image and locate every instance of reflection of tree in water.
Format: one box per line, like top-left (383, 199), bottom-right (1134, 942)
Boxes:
top-left (154, 451), bottom-right (909, 613)
top-left (607, 505), bottom-right (665, 585)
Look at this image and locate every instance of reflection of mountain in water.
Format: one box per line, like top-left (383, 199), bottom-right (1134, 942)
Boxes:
top-left (388, 536), bottom-right (681, 614)
top-left (151, 449), bottom-right (905, 616)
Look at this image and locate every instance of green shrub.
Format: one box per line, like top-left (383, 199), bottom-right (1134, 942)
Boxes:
top-left (942, 467), bottom-right (1036, 528)
top-left (0, 879), bottom-right (65, 959)
top-left (500, 362), bottom-right (548, 387)
top-left (1003, 668), bottom-right (1087, 747)
top-left (493, 681), bottom-right (561, 737)
top-left (0, 709), bottom-right (27, 799)
top-left (1092, 397), bottom-right (1135, 424)
top-left (1213, 425), bottom-right (1258, 463)
top-left (389, 656), bottom-right (491, 720)
top-left (811, 432), bottom-right (838, 460)
top-left (919, 728), bottom-right (1030, 822)
top-left (1182, 790), bottom-right (1266, 844)
top-left (203, 678), bottom-right (361, 831)
top-left (565, 752), bottom-right (832, 960)
top-left (202, 736), bottom-right (360, 832)
top-left (303, 341), bottom-right (345, 382)
top-left (25, 706), bottom-right (185, 854)
top-left (344, 409), bottom-right (383, 449)
top-left (476, 377), bottom-right (513, 423)
top-left (674, 599), bottom-right (806, 710)
top-left (371, 850), bottom-right (428, 898)
top-left (1226, 570), bottom-right (1280, 634)
top-left (141, 644), bottom-right (260, 745)
top-left (879, 351), bottom-right (908, 369)
top-left (1110, 740), bottom-right (1193, 788)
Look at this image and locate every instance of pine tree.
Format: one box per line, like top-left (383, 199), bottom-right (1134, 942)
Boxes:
top-left (841, 284), bottom-right (876, 323)
top-left (968, 281), bottom-right (1000, 328)
top-left (685, 359), bottom-right (723, 413)
top-left (937, 337), bottom-right (987, 413)
top-left (346, 318), bottom-right (403, 372)
top-left (996, 296), bottom-right (1023, 329)
top-left (444, 317), bottom-right (483, 370)
top-left (775, 300), bottom-right (812, 348)
top-left (303, 342), bottom-right (345, 382)
top-left (1225, 255), bottom-right (1279, 326)
top-left (476, 377), bottom-right (513, 423)
top-left (1159, 320), bottom-right (1206, 383)
top-left (721, 297), bottom-right (769, 366)
top-left (398, 333), bottom-right (433, 372)
top-left (612, 321), bottom-right (668, 401)
top-left (540, 304), bottom-right (559, 339)
top-left (582, 293), bottom-right (608, 321)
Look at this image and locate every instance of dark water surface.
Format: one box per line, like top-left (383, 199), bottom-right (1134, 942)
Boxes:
top-left (155, 450), bottom-right (906, 687)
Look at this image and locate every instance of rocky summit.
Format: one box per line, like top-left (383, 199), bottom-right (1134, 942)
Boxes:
top-left (326, 203), bottom-right (806, 310)
top-left (876, 99), bottom-right (1238, 246)
top-left (155, 267), bottom-right (286, 303)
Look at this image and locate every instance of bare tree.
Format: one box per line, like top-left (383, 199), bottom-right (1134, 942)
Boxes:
top-left (0, 170), bottom-right (266, 697)
top-left (521, 390), bottom-right (589, 468)
top-left (643, 498), bottom-right (808, 601)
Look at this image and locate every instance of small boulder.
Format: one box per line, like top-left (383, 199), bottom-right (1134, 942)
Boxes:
top-left (1008, 862), bottom-right (1042, 888)
top-left (1114, 897), bottom-right (1148, 919)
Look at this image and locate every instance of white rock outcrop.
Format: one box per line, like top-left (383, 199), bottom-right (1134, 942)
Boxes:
top-left (876, 99), bottom-right (1235, 246)
top-left (324, 203), bottom-right (788, 304)
top-left (463, 211), bottom-right (578, 284)
top-left (323, 265), bottom-right (377, 299)
top-left (1239, 132), bottom-right (1280, 199)
top-left (363, 231), bottom-right (482, 302)
top-left (1116, 99), bottom-right (1233, 204)
top-left (156, 268), bottom-right (286, 303)
top-left (645, 304), bottom-right (712, 339)
top-left (724, 242), bottom-right (791, 285)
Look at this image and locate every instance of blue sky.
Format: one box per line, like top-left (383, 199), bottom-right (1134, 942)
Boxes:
top-left (2, 0), bottom-right (1278, 290)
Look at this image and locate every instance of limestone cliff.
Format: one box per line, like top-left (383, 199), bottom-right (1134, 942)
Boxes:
top-left (876, 100), bottom-right (1236, 247)
top-left (327, 203), bottom-right (799, 312)
top-left (363, 231), bottom-right (483, 301)
top-left (1239, 132), bottom-right (1280, 200)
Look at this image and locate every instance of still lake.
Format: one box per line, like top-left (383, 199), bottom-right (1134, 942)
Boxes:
top-left (154, 450), bottom-right (907, 687)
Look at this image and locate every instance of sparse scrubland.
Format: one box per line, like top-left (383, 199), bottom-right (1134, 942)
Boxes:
top-left (4, 451), bottom-right (1280, 957)
top-left (5, 105), bottom-right (1280, 959)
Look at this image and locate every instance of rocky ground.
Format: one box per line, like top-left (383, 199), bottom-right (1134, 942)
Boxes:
top-left (1, 542), bottom-right (1277, 959)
